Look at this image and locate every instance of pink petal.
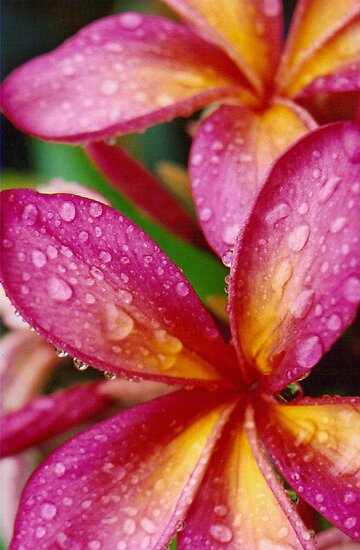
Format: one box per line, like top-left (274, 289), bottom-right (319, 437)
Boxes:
top-left (1, 382), bottom-right (110, 457)
top-left (178, 403), bottom-right (315, 549)
top-left (10, 389), bottom-right (235, 549)
top-left (256, 396), bottom-right (360, 543)
top-left (317, 528), bottom-right (360, 549)
top-left (163, 0), bottom-right (283, 96)
top-left (0, 330), bottom-right (56, 413)
top-left (190, 100), bottom-right (316, 258)
top-left (295, 62), bottom-right (360, 100)
top-left (278, 1), bottom-right (360, 96)
top-left (0, 190), bottom-right (239, 387)
top-left (86, 142), bottom-right (203, 244)
top-left (1, 13), bottom-right (246, 143)
top-left (230, 122), bottom-right (360, 391)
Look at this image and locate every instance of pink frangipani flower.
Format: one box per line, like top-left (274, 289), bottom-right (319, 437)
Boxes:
top-left (2, 1), bottom-right (360, 258)
top-left (1, 122), bottom-right (360, 548)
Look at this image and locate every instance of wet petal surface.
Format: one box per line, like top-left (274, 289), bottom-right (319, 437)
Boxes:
top-left (0, 190), bottom-right (239, 387)
top-left (257, 396), bottom-right (360, 542)
top-left (230, 122), bottom-right (360, 391)
top-left (190, 100), bottom-right (316, 257)
top-left (1, 13), bottom-right (245, 143)
top-left (178, 403), bottom-right (314, 549)
top-left (11, 389), bottom-right (235, 549)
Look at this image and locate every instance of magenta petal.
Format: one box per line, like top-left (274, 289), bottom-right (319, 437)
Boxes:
top-left (257, 396), bottom-right (360, 542)
top-left (0, 190), bottom-right (239, 386)
top-left (295, 63), bottom-right (360, 99)
top-left (190, 101), bottom-right (316, 258)
top-left (1, 13), bottom-right (245, 143)
top-left (10, 389), bottom-right (235, 549)
top-left (86, 142), bottom-right (203, 244)
top-left (0, 383), bottom-right (110, 457)
top-left (230, 122), bottom-right (360, 391)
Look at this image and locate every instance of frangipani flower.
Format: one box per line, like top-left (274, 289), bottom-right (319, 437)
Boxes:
top-left (2, 1), bottom-right (360, 257)
top-left (1, 122), bottom-right (359, 548)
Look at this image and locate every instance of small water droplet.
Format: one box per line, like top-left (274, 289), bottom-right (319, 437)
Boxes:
top-left (222, 248), bottom-right (233, 267)
top-left (214, 505), bottom-right (228, 517)
top-left (272, 259), bottom-right (293, 294)
top-left (140, 518), bottom-right (156, 534)
top-left (22, 204), bottom-right (38, 226)
top-left (123, 518), bottom-right (136, 535)
top-left (73, 358), bottom-right (90, 371)
top-left (119, 12), bottom-right (143, 30)
top-left (2, 238), bottom-right (13, 248)
top-left (41, 502), bottom-right (57, 520)
top-left (191, 153), bottom-right (203, 167)
top-left (316, 430), bottom-right (329, 443)
top-left (176, 282), bottom-right (189, 297)
top-left (330, 217), bottom-right (347, 234)
top-left (55, 348), bottom-right (68, 358)
top-left (296, 335), bottom-right (323, 368)
top-left (89, 203), bottom-right (103, 217)
top-left (104, 371), bottom-right (117, 380)
top-left (99, 251), bottom-right (112, 263)
top-left (54, 462), bottom-right (66, 477)
top-left (117, 289), bottom-right (133, 304)
top-left (79, 230), bottom-right (89, 242)
top-left (31, 249), bottom-right (47, 268)
top-left (297, 202), bottom-right (309, 215)
top-left (209, 524), bottom-right (233, 543)
top-left (343, 276), bottom-right (360, 303)
top-left (100, 79), bottom-right (119, 95)
top-left (35, 526), bottom-right (46, 539)
top-left (59, 201), bottom-right (76, 222)
top-left (288, 224), bottom-right (310, 252)
top-left (47, 276), bottom-right (73, 301)
top-left (326, 313), bottom-right (342, 331)
top-left (290, 289), bottom-right (315, 319)
top-left (265, 203), bottom-right (290, 225)
top-left (344, 516), bottom-right (357, 530)
top-left (344, 492), bottom-right (357, 505)
top-left (88, 541), bottom-right (102, 550)
top-left (221, 224), bottom-right (240, 246)
top-left (85, 293), bottom-right (96, 304)
top-left (319, 176), bottom-right (342, 203)
top-left (199, 207), bottom-right (212, 222)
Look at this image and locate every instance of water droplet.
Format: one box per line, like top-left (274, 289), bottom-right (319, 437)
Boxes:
top-left (222, 248), bottom-right (234, 267)
top-left (88, 541), bottom-right (102, 550)
top-left (54, 462), bottom-right (66, 477)
top-left (2, 238), bottom-right (13, 248)
top-left (262, 0), bottom-right (281, 16)
top-left (117, 289), bottom-right (133, 304)
top-left (272, 259), bottom-right (293, 294)
top-left (265, 203), bottom-right (290, 225)
top-left (119, 12), bottom-right (143, 30)
top-left (140, 518), bottom-right (156, 534)
top-left (22, 204), bottom-right (38, 226)
top-left (55, 348), bottom-right (68, 358)
top-left (315, 493), bottom-right (324, 503)
top-left (41, 502), bottom-right (57, 520)
top-left (47, 276), bottom-right (73, 301)
top-left (191, 153), bottom-right (203, 167)
top-left (330, 217), bottom-right (347, 233)
top-left (199, 207), bottom-right (212, 222)
top-left (79, 230), bottom-right (89, 242)
top-left (90, 266), bottom-right (104, 280)
top-left (342, 126), bottom-right (360, 161)
top-left (123, 518), bottom-right (136, 535)
top-left (117, 542), bottom-right (127, 550)
top-left (319, 176), bottom-right (341, 203)
top-left (288, 224), bottom-right (310, 252)
top-left (316, 430), bottom-right (329, 443)
top-left (46, 245), bottom-right (58, 259)
top-left (59, 201), bottom-right (76, 222)
top-left (222, 224), bottom-right (240, 246)
top-left (100, 79), bottom-right (119, 95)
top-left (344, 516), bottom-right (357, 529)
top-left (290, 289), bottom-right (315, 319)
top-left (343, 276), bottom-right (360, 303)
top-left (326, 314), bottom-right (342, 331)
top-left (296, 335), bottom-right (323, 368)
top-left (99, 251), bottom-right (112, 263)
top-left (297, 202), bottom-right (309, 215)
top-left (176, 282), bottom-right (189, 297)
top-left (89, 203), bottom-right (103, 217)
top-left (106, 304), bottom-right (134, 340)
top-left (85, 293), bottom-right (96, 304)
top-left (73, 358), bottom-right (90, 371)
top-left (209, 524), bottom-right (233, 543)
top-left (35, 526), bottom-right (46, 539)
top-left (104, 371), bottom-right (117, 380)
top-left (31, 249), bottom-right (47, 268)
top-left (344, 492), bottom-right (357, 505)
top-left (214, 505), bottom-right (228, 517)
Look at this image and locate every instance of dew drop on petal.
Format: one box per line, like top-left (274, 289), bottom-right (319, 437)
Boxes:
top-left (54, 462), bottom-right (66, 477)
top-left (326, 314), bottom-right (342, 332)
top-left (47, 276), bottom-right (73, 301)
top-left (79, 230), bottom-right (89, 242)
top-left (59, 201), bottom-right (76, 222)
top-left (296, 335), bottom-right (323, 368)
top-left (209, 524), bottom-right (233, 543)
top-left (40, 502), bottom-right (57, 520)
top-left (123, 518), bottom-right (136, 535)
top-left (117, 289), bottom-right (133, 304)
top-left (191, 153), bottom-right (203, 167)
top-left (288, 224), bottom-right (310, 252)
top-left (176, 282), bottom-right (189, 297)
top-left (344, 517), bottom-right (357, 530)
top-left (265, 203), bottom-right (290, 225)
top-left (22, 204), bottom-right (38, 226)
top-left (35, 527), bottom-right (46, 539)
top-left (31, 249), bottom-right (47, 268)
top-left (199, 207), bottom-right (212, 222)
top-left (319, 176), bottom-right (341, 203)
top-left (119, 12), bottom-right (143, 30)
top-left (222, 248), bottom-right (234, 267)
top-left (272, 259), bottom-right (293, 294)
top-left (222, 224), bottom-right (240, 246)
top-left (343, 277), bottom-right (360, 303)
top-left (89, 203), bottom-right (103, 217)
top-left (100, 80), bottom-right (119, 96)
top-left (330, 217), bottom-right (347, 234)
top-left (290, 289), bottom-right (315, 319)
top-left (344, 492), bottom-right (357, 505)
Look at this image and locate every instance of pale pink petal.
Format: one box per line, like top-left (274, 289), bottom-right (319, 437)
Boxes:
top-left (317, 528), bottom-right (360, 549)
top-left (163, 0), bottom-right (283, 96)
top-left (0, 330), bottom-right (56, 413)
top-left (38, 178), bottom-right (110, 204)
top-left (86, 142), bottom-right (203, 244)
top-left (178, 403), bottom-right (315, 549)
top-left (295, 62), bottom-right (360, 99)
top-left (0, 284), bottom-right (29, 329)
top-left (0, 190), bottom-right (239, 387)
top-left (190, 100), bottom-right (316, 258)
top-left (1, 13), bottom-right (246, 143)
top-left (257, 396), bottom-right (360, 542)
top-left (10, 389), bottom-right (235, 549)
top-left (230, 122), bottom-right (360, 391)
top-left (1, 383), bottom-right (110, 457)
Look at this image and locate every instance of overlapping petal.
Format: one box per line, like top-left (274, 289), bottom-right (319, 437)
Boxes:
top-left (0, 190), bottom-right (239, 387)
top-left (317, 528), bottom-right (359, 549)
top-left (256, 396), bottom-right (360, 542)
top-left (190, 100), bottom-right (316, 257)
top-left (163, 0), bottom-right (283, 95)
top-left (278, 0), bottom-right (360, 96)
top-left (0, 13), bottom-right (246, 143)
top-left (230, 122), bottom-right (360, 391)
top-left (86, 142), bottom-right (203, 244)
top-left (178, 404), bottom-right (314, 549)
top-left (10, 388), bottom-right (236, 549)
top-left (1, 383), bottom-right (110, 458)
